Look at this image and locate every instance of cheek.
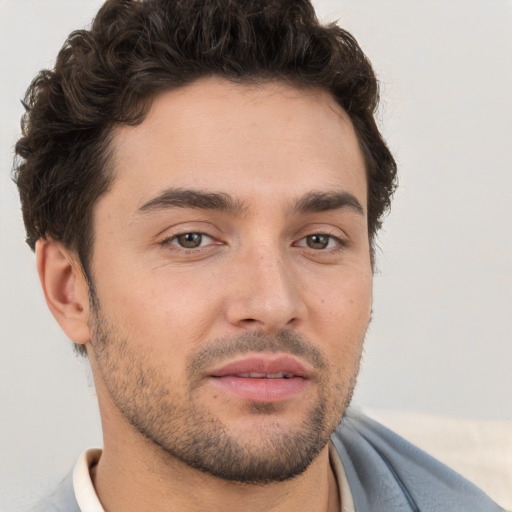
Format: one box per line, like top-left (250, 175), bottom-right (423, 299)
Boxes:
top-left (315, 262), bottom-right (372, 309)
top-left (93, 260), bottom-right (225, 360)
top-left (309, 270), bottom-right (372, 350)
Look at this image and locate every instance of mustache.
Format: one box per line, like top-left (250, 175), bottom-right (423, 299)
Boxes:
top-left (186, 329), bottom-right (328, 383)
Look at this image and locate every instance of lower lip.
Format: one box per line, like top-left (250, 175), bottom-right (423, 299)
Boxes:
top-left (209, 376), bottom-right (307, 403)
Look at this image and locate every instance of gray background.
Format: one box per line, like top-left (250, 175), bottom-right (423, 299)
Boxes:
top-left (1, 0), bottom-right (511, 505)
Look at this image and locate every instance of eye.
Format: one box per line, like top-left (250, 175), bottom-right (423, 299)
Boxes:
top-left (296, 234), bottom-right (341, 250)
top-left (169, 232), bottom-right (213, 249)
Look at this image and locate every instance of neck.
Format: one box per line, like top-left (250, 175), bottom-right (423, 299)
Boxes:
top-left (91, 426), bottom-right (339, 512)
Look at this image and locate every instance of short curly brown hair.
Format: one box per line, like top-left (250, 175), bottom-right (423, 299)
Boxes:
top-left (14, 0), bottom-right (397, 280)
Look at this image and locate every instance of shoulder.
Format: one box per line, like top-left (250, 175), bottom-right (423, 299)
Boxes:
top-left (331, 408), bottom-right (505, 512)
top-left (29, 472), bottom-right (80, 512)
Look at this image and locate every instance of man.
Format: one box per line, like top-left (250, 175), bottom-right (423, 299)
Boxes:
top-left (13, 0), bottom-right (504, 511)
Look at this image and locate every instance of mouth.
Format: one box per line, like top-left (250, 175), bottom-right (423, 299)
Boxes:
top-left (208, 354), bottom-right (310, 403)
top-left (228, 371), bottom-right (295, 379)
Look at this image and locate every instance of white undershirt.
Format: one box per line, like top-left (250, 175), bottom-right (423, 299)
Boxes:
top-left (73, 443), bottom-right (355, 512)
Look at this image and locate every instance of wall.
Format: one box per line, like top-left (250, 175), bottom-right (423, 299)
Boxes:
top-left (1, 0), bottom-right (510, 505)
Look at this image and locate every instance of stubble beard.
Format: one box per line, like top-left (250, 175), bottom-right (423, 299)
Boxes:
top-left (88, 299), bottom-right (362, 484)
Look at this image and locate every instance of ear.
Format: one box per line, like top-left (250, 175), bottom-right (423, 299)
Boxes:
top-left (36, 239), bottom-right (92, 345)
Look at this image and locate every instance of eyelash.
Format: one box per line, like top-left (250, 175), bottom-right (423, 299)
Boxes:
top-left (161, 231), bottom-right (346, 253)
top-left (293, 233), bottom-right (345, 251)
top-left (162, 232), bottom-right (217, 251)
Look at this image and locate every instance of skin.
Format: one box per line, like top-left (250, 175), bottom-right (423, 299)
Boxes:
top-left (37, 77), bottom-right (372, 512)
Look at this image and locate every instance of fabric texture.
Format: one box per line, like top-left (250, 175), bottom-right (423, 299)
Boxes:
top-left (32, 408), bottom-right (505, 512)
top-left (333, 409), bottom-right (505, 511)
top-left (30, 471), bottom-right (78, 512)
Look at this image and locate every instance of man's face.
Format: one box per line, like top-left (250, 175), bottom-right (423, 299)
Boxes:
top-left (86, 78), bottom-right (372, 483)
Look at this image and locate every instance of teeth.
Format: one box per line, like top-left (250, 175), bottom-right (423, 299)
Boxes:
top-left (267, 372), bottom-right (285, 379)
top-left (235, 372), bottom-right (294, 379)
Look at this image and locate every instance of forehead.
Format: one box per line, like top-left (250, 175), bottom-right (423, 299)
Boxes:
top-left (105, 77), bottom-right (367, 212)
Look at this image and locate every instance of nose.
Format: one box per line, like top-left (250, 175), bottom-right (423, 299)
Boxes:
top-left (224, 245), bottom-right (308, 333)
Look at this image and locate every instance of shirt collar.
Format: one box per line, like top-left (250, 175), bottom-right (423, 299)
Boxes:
top-left (73, 449), bottom-right (104, 512)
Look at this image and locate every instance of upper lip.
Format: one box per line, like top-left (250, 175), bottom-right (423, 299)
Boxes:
top-left (209, 354), bottom-right (311, 378)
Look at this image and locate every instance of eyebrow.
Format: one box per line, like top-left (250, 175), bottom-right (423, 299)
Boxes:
top-left (137, 187), bottom-right (364, 217)
top-left (138, 188), bottom-right (246, 215)
top-left (290, 191), bottom-right (364, 216)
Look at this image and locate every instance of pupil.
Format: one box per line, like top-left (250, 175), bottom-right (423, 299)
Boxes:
top-left (179, 233), bottom-right (202, 248)
top-left (307, 235), bottom-right (329, 249)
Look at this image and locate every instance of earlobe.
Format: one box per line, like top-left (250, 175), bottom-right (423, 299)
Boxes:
top-left (36, 239), bottom-right (92, 345)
